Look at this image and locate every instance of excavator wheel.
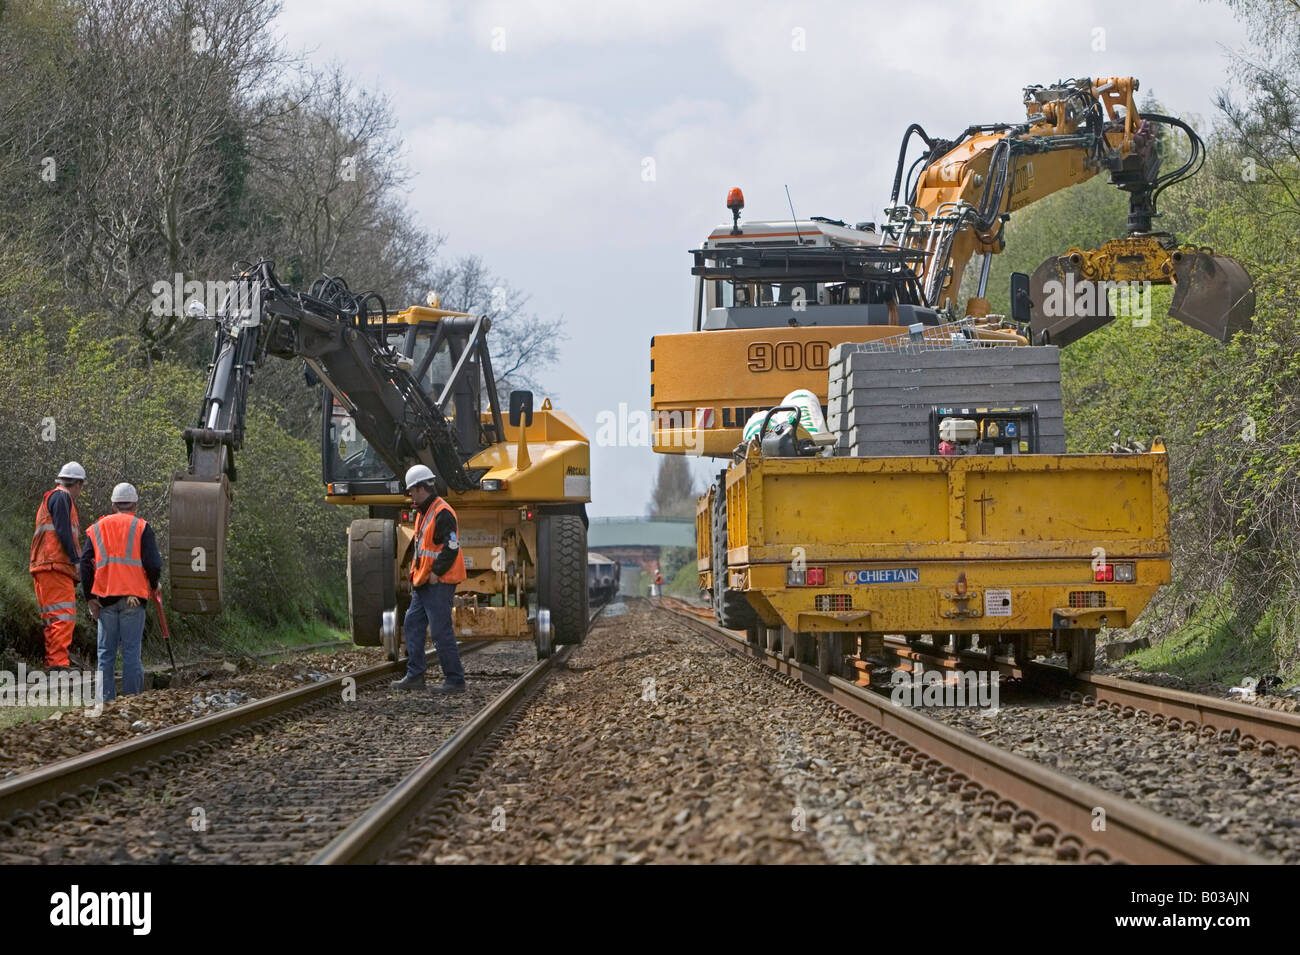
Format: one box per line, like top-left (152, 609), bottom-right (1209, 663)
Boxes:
top-left (711, 474), bottom-right (756, 631)
top-left (347, 519), bottom-right (396, 648)
top-left (537, 511), bottom-right (588, 645)
top-left (168, 474), bottom-right (231, 615)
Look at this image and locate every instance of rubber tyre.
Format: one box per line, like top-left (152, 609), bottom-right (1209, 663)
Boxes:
top-left (711, 474), bottom-right (756, 630)
top-left (538, 512), bottom-right (588, 645)
top-left (347, 519), bottom-right (396, 647)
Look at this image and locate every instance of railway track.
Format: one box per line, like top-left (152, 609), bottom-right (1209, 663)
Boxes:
top-left (316, 598), bottom-right (611, 864)
top-left (0, 603), bottom-right (608, 864)
top-left (882, 635), bottom-right (1300, 755)
top-left (656, 598), bottom-right (1270, 865)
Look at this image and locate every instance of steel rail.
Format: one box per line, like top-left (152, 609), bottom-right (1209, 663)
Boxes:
top-left (1036, 666), bottom-right (1300, 755)
top-left (0, 642), bottom-right (493, 823)
top-left (312, 600), bottom-right (611, 864)
top-left (658, 599), bottom-right (1268, 865)
top-left (879, 635), bottom-right (1300, 754)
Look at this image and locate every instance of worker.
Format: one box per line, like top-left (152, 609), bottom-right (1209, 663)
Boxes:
top-left (30, 462), bottom-right (87, 670)
top-left (81, 483), bottom-right (162, 701)
top-left (391, 464), bottom-right (468, 694)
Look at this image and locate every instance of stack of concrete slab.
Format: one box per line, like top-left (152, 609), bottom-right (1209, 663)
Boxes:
top-left (827, 344), bottom-right (1066, 456)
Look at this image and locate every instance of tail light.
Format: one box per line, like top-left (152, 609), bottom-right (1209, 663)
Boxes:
top-left (1094, 562), bottom-right (1135, 582)
top-left (787, 567), bottom-right (827, 586)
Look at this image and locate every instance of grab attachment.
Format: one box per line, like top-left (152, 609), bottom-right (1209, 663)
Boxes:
top-left (1023, 237), bottom-right (1255, 346)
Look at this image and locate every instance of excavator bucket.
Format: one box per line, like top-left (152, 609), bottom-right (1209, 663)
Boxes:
top-left (1168, 251), bottom-right (1254, 341)
top-left (1026, 255), bottom-right (1116, 347)
top-left (168, 474), bottom-right (230, 614)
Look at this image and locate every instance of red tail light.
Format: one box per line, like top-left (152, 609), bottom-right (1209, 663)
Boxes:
top-left (806, 567), bottom-right (825, 586)
top-left (1095, 565), bottom-right (1115, 582)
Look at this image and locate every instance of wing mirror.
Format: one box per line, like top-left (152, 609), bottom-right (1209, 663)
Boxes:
top-left (509, 390), bottom-right (534, 427)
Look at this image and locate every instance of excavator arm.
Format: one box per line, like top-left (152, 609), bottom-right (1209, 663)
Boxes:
top-left (885, 77), bottom-right (1254, 344)
top-left (169, 260), bottom-right (494, 613)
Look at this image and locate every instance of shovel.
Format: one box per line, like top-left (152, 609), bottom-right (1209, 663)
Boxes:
top-left (152, 591), bottom-right (179, 677)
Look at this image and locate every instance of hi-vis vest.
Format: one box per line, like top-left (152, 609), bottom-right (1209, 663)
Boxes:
top-left (30, 486), bottom-right (80, 577)
top-left (87, 512), bottom-right (152, 599)
top-left (411, 498), bottom-right (467, 587)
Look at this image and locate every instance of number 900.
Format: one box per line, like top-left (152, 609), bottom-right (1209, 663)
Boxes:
top-left (747, 340), bottom-right (830, 372)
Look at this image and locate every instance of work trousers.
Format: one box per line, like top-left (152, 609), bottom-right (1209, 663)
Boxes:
top-left (97, 600), bottom-right (145, 701)
top-left (403, 582), bottom-right (465, 685)
top-left (33, 570), bottom-right (76, 667)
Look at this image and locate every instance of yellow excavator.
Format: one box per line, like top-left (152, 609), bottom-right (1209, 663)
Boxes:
top-left (655, 76), bottom-right (1253, 457)
top-left (651, 76), bottom-right (1254, 673)
top-left (169, 261), bottom-right (590, 660)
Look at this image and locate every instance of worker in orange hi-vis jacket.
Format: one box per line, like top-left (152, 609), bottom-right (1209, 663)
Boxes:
top-left (81, 483), bottom-right (162, 701)
top-left (391, 464), bottom-right (467, 695)
top-left (29, 462), bottom-right (87, 669)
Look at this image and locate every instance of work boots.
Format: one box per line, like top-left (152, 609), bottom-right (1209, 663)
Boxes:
top-left (430, 682), bottom-right (466, 696)
top-left (389, 673), bottom-right (425, 691)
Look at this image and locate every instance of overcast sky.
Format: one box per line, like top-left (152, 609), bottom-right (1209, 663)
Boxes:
top-left (275, 0), bottom-right (1248, 517)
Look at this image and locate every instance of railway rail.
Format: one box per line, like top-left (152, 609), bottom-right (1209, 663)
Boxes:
top-left (883, 635), bottom-right (1300, 755)
top-left (315, 598), bottom-right (610, 864)
top-left (656, 597), bottom-right (1269, 865)
top-left (0, 607), bottom-right (607, 864)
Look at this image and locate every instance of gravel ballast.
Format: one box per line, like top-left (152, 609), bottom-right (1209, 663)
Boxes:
top-left (0, 647), bottom-right (387, 779)
top-left (396, 600), bottom-right (1062, 864)
top-left (919, 682), bottom-right (1300, 862)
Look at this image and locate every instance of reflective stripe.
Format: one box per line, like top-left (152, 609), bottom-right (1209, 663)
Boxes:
top-left (40, 601), bottom-right (77, 612)
top-left (89, 524), bottom-right (140, 564)
top-left (124, 516), bottom-right (140, 559)
top-left (34, 523), bottom-right (56, 534)
top-left (41, 610), bottom-right (76, 619)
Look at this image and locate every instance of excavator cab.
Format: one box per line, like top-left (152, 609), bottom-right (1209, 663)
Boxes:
top-left (320, 307), bottom-right (501, 498)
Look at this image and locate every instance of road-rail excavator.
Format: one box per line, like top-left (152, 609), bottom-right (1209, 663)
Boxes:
top-left (651, 76), bottom-right (1254, 674)
top-left (169, 261), bottom-right (589, 660)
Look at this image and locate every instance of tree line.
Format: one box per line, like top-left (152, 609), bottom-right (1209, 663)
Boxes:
top-left (0, 0), bottom-right (561, 661)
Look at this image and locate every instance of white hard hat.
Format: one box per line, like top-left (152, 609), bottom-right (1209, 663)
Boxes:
top-left (404, 464), bottom-right (436, 490)
top-left (58, 461), bottom-right (86, 481)
top-left (110, 482), bottom-right (138, 504)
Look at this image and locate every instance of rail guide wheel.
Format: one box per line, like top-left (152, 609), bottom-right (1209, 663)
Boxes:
top-left (381, 608), bottom-right (401, 662)
top-left (535, 608), bottom-right (554, 659)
